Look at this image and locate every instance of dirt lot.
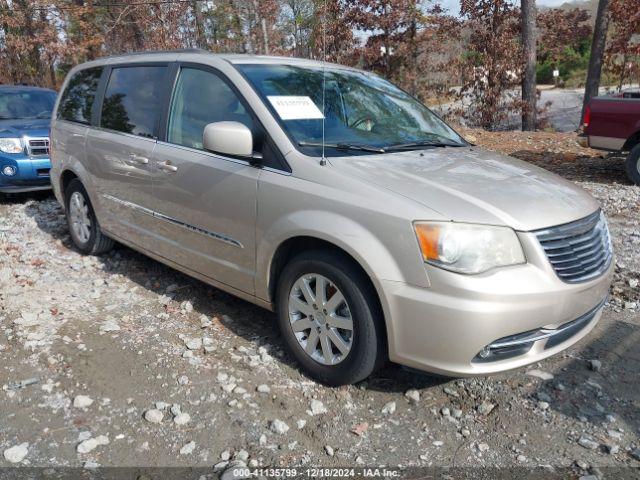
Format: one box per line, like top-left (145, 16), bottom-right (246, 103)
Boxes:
top-left (1, 131), bottom-right (639, 476)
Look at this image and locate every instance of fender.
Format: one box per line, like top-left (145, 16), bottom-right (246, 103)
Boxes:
top-left (56, 163), bottom-right (101, 217)
top-left (255, 209), bottom-right (430, 304)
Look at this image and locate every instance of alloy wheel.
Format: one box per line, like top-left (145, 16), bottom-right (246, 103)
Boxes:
top-left (69, 191), bottom-right (92, 243)
top-left (288, 273), bottom-right (354, 365)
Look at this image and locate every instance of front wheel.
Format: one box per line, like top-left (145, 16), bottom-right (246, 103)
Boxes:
top-left (65, 178), bottom-right (114, 255)
top-left (276, 250), bottom-right (386, 386)
top-left (625, 144), bottom-right (640, 185)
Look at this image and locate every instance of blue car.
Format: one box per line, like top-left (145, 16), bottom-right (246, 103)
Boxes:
top-left (0, 85), bottom-right (57, 194)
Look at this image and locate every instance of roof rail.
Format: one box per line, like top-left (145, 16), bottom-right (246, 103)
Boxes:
top-left (97, 48), bottom-right (210, 61)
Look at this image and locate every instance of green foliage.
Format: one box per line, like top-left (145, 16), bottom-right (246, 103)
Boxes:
top-left (536, 39), bottom-right (591, 84)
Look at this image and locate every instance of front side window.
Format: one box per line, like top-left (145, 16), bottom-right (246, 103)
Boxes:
top-left (57, 68), bottom-right (102, 124)
top-left (168, 67), bottom-right (253, 150)
top-left (237, 64), bottom-right (466, 156)
top-left (100, 66), bottom-right (167, 138)
top-left (0, 89), bottom-right (57, 121)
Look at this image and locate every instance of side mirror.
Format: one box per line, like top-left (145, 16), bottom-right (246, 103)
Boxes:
top-left (203, 121), bottom-right (253, 158)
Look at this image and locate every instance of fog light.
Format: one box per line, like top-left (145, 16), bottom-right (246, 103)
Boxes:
top-left (2, 165), bottom-right (16, 176)
top-left (478, 346), bottom-right (491, 359)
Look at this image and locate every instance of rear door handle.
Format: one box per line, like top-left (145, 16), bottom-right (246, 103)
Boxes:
top-left (129, 153), bottom-right (149, 165)
top-left (157, 160), bottom-right (178, 173)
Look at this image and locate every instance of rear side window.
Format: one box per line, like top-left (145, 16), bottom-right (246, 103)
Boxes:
top-left (100, 66), bottom-right (167, 138)
top-left (57, 67), bottom-right (102, 124)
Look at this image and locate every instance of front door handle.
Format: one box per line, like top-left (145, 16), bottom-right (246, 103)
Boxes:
top-left (157, 160), bottom-right (178, 173)
top-left (129, 153), bottom-right (149, 165)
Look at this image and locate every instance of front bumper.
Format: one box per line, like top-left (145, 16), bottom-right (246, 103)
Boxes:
top-left (381, 230), bottom-right (613, 376)
top-left (0, 156), bottom-right (51, 193)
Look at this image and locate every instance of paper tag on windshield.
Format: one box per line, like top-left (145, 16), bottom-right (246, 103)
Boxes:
top-left (267, 96), bottom-right (324, 120)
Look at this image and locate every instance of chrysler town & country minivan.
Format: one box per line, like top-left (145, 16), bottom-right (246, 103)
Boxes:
top-left (50, 51), bottom-right (613, 385)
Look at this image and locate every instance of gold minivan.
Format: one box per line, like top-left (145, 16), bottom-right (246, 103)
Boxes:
top-left (50, 51), bottom-right (613, 385)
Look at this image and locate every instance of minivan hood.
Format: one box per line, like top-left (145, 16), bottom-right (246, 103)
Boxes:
top-left (330, 147), bottom-right (599, 231)
top-left (0, 118), bottom-right (50, 139)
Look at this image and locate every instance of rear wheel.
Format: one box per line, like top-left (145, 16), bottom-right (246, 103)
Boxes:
top-left (625, 144), bottom-right (640, 185)
top-left (64, 178), bottom-right (114, 255)
top-left (276, 250), bottom-right (385, 386)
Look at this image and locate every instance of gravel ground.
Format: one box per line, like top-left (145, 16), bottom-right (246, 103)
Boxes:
top-left (0, 131), bottom-right (639, 476)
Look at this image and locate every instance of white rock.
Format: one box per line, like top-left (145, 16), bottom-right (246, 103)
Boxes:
top-left (200, 315), bottom-right (213, 328)
top-left (257, 384), bottom-right (271, 393)
top-left (73, 395), bottom-right (94, 409)
top-left (185, 338), bottom-right (202, 350)
top-left (100, 319), bottom-right (120, 333)
top-left (180, 441), bottom-right (196, 455)
top-left (270, 419), bottom-right (289, 434)
top-left (526, 369), bottom-right (554, 381)
top-left (381, 401), bottom-right (396, 415)
top-left (4, 443), bottom-right (28, 463)
top-left (221, 450), bottom-right (231, 461)
top-left (177, 375), bottom-right (189, 385)
top-left (310, 399), bottom-right (327, 415)
top-left (144, 409), bottom-right (164, 424)
top-left (405, 389), bottom-right (420, 403)
top-left (578, 435), bottom-right (599, 450)
top-left (77, 435), bottom-right (108, 454)
top-left (325, 445), bottom-right (334, 456)
top-left (477, 401), bottom-right (495, 415)
top-left (174, 413), bottom-right (191, 425)
top-left (235, 449), bottom-right (249, 461)
top-left (296, 419), bottom-right (307, 429)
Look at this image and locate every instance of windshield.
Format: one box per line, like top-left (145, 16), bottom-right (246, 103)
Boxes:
top-left (0, 90), bottom-right (57, 120)
top-left (237, 64), bottom-right (465, 156)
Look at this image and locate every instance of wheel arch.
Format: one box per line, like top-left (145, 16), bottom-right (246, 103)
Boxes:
top-left (266, 235), bottom-right (390, 354)
top-left (58, 165), bottom-right (101, 217)
top-left (623, 130), bottom-right (640, 151)
top-left (60, 169), bottom-right (79, 197)
top-left (267, 236), bottom-right (381, 306)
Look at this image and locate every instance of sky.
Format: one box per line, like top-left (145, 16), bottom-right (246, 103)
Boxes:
top-left (438, 0), bottom-right (576, 15)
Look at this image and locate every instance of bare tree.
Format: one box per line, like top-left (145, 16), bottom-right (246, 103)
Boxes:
top-left (521, 0), bottom-right (536, 131)
top-left (581, 0), bottom-right (611, 121)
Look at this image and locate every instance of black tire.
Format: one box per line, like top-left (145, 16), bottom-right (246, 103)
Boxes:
top-left (64, 178), bottom-right (114, 255)
top-left (625, 144), bottom-right (640, 185)
top-left (276, 249), bottom-right (386, 386)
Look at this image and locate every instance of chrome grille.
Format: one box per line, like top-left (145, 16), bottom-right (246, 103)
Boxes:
top-left (535, 210), bottom-right (612, 283)
top-left (27, 138), bottom-right (50, 157)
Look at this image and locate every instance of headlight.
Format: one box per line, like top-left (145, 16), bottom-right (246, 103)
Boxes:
top-left (414, 222), bottom-right (526, 274)
top-left (0, 138), bottom-right (23, 154)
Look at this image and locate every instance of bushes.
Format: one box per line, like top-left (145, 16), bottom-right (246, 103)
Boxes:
top-left (536, 40), bottom-right (591, 84)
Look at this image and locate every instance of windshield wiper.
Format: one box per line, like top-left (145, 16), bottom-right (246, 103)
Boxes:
top-left (385, 139), bottom-right (463, 151)
top-left (298, 141), bottom-right (385, 153)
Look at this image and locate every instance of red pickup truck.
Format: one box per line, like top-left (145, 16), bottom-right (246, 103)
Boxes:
top-left (579, 95), bottom-right (640, 185)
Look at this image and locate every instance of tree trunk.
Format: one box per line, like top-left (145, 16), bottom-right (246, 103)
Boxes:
top-left (581, 0), bottom-right (611, 122)
top-left (521, 0), bottom-right (537, 131)
top-left (261, 17), bottom-right (269, 54)
top-left (617, 54), bottom-right (627, 91)
top-left (193, 1), bottom-right (206, 49)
